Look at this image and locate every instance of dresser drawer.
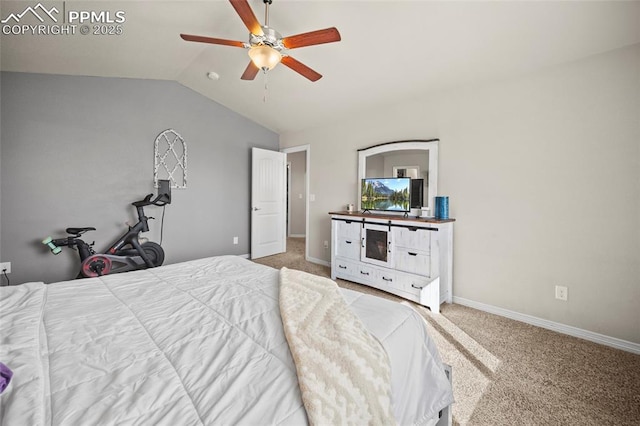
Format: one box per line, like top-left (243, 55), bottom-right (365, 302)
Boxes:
top-left (394, 248), bottom-right (431, 277)
top-left (376, 269), bottom-right (398, 290)
top-left (333, 258), bottom-right (358, 278)
top-left (392, 226), bottom-right (431, 253)
top-left (335, 219), bottom-right (362, 240)
top-left (335, 237), bottom-right (360, 260)
top-left (354, 263), bottom-right (376, 282)
top-left (395, 274), bottom-right (430, 296)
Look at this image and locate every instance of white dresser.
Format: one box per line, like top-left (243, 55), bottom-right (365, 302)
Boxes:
top-left (330, 211), bottom-right (454, 313)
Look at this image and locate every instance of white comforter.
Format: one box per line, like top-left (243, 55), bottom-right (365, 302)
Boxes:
top-left (0, 256), bottom-right (453, 425)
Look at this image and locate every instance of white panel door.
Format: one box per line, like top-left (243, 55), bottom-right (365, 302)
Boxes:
top-left (251, 147), bottom-right (287, 259)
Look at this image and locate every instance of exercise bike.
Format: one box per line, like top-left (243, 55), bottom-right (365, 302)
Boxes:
top-left (42, 180), bottom-right (171, 278)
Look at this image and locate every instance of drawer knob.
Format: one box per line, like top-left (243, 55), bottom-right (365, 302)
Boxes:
top-left (360, 271), bottom-right (370, 276)
top-left (338, 265), bottom-right (347, 269)
top-left (411, 284), bottom-right (425, 290)
top-left (382, 276), bottom-right (393, 282)
top-left (345, 240), bottom-right (352, 244)
top-left (408, 252), bottom-right (418, 256)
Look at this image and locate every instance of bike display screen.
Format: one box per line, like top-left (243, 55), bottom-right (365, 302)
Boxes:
top-left (157, 179), bottom-right (171, 204)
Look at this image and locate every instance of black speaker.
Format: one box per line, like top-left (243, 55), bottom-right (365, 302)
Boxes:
top-left (411, 179), bottom-right (424, 208)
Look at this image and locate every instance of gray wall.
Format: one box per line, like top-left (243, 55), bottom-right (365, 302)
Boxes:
top-left (0, 72), bottom-right (278, 284)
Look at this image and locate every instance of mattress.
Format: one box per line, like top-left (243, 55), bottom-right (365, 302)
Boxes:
top-left (0, 255), bottom-right (453, 425)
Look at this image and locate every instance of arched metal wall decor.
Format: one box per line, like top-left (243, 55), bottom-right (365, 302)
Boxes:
top-left (154, 129), bottom-right (187, 189)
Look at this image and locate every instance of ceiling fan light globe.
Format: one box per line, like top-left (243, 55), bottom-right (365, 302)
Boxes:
top-left (248, 45), bottom-right (282, 71)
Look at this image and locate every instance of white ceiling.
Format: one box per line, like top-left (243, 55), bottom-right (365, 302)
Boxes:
top-left (2, 1), bottom-right (639, 134)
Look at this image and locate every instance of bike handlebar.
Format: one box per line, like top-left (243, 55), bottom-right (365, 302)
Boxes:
top-left (131, 192), bottom-right (170, 208)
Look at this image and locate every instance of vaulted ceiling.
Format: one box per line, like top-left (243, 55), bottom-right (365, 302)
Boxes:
top-left (2, 1), bottom-right (639, 133)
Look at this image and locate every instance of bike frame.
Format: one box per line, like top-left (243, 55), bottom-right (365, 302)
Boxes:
top-left (104, 203), bottom-right (154, 268)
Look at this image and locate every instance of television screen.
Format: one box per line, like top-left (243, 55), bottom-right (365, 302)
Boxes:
top-left (361, 177), bottom-right (411, 212)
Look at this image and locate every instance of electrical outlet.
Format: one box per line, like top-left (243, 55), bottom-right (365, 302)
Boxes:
top-left (0, 262), bottom-right (11, 274)
top-left (555, 285), bottom-right (568, 301)
top-left (233, 237), bottom-right (239, 245)
top-left (323, 240), bottom-right (329, 249)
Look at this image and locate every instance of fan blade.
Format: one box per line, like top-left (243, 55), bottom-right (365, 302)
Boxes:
top-left (241, 61), bottom-right (260, 80)
top-left (282, 27), bottom-right (341, 49)
top-left (281, 56), bottom-right (322, 82)
top-left (180, 34), bottom-right (245, 48)
top-left (229, 0), bottom-right (263, 36)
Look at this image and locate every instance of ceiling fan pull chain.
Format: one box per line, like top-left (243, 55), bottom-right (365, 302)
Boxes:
top-left (263, 72), bottom-right (269, 103)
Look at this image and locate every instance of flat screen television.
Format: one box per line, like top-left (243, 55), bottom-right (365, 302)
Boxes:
top-left (361, 177), bottom-right (411, 213)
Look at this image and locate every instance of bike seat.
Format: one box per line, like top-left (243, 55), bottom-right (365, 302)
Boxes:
top-left (66, 227), bottom-right (96, 235)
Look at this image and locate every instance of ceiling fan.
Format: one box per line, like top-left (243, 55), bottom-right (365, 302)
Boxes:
top-left (180, 0), bottom-right (341, 82)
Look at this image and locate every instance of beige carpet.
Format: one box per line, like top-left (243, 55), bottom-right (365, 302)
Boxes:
top-left (254, 238), bottom-right (640, 425)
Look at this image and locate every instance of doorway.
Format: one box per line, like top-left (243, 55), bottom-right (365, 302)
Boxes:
top-left (281, 145), bottom-right (310, 261)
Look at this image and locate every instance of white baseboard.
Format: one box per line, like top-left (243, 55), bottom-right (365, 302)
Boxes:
top-left (453, 296), bottom-right (640, 355)
top-left (289, 234), bottom-right (306, 238)
top-left (238, 253), bottom-right (250, 259)
top-left (307, 256), bottom-right (330, 267)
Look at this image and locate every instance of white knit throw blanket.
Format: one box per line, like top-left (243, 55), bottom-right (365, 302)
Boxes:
top-left (279, 267), bottom-right (396, 425)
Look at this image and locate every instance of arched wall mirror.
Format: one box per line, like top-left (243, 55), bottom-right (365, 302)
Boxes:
top-left (358, 140), bottom-right (439, 213)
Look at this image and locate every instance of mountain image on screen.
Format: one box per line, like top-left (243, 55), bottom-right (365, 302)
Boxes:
top-left (370, 181), bottom-right (394, 195)
top-left (361, 178), bottom-right (410, 212)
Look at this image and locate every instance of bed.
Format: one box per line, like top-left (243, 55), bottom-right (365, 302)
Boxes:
top-left (0, 255), bottom-right (453, 425)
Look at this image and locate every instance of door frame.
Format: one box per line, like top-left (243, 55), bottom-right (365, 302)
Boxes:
top-left (281, 144), bottom-right (310, 261)
top-left (286, 161), bottom-right (292, 237)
